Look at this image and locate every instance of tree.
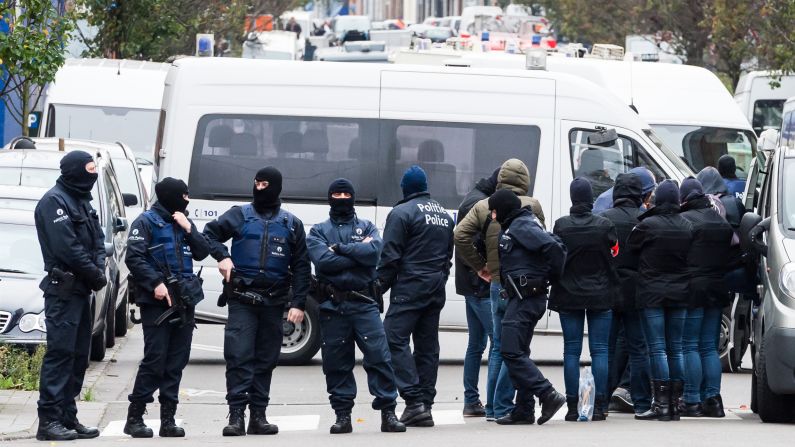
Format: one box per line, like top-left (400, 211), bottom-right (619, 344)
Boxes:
top-left (0, 0), bottom-right (74, 136)
top-left (755, 0), bottom-right (795, 81)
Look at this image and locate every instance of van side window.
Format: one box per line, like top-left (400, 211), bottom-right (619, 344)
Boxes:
top-left (188, 115), bottom-right (379, 201)
top-left (782, 111), bottom-right (795, 150)
top-left (378, 121), bottom-right (541, 209)
top-left (752, 99), bottom-right (786, 135)
top-left (569, 129), bottom-right (668, 201)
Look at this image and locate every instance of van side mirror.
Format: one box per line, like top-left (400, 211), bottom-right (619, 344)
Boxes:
top-left (114, 216), bottom-right (128, 234)
top-left (104, 242), bottom-right (114, 258)
top-left (587, 128), bottom-right (618, 146)
top-left (746, 215), bottom-right (771, 257)
top-left (122, 193), bottom-right (138, 207)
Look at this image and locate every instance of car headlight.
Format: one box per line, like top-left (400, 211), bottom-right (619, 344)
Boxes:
top-left (18, 312), bottom-right (46, 333)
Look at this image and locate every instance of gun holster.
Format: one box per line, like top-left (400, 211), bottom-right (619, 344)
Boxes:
top-left (50, 268), bottom-right (76, 300)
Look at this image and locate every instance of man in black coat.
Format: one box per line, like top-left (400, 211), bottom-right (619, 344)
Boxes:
top-left (378, 165), bottom-right (454, 427)
top-left (34, 151), bottom-right (107, 441)
top-left (600, 173), bottom-right (652, 417)
top-left (455, 167), bottom-right (498, 417)
top-left (489, 189), bottom-right (567, 426)
top-left (123, 178), bottom-right (211, 438)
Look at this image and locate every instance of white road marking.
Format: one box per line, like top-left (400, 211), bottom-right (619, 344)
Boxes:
top-left (182, 388), bottom-right (226, 397)
top-left (428, 410), bottom-right (466, 425)
top-left (191, 343), bottom-right (224, 353)
top-left (269, 415), bottom-right (320, 431)
top-left (100, 419), bottom-right (182, 437)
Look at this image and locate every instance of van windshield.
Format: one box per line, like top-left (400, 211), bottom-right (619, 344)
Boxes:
top-left (650, 125), bottom-right (756, 176)
top-left (50, 104), bottom-right (159, 165)
top-left (752, 99), bottom-right (786, 135)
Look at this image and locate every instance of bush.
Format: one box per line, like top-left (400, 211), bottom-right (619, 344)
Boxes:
top-left (0, 344), bottom-right (45, 391)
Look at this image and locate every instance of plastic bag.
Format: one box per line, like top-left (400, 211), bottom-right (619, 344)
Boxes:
top-left (578, 366), bottom-right (595, 421)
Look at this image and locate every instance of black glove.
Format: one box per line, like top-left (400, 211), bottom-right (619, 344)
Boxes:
top-left (88, 268), bottom-right (108, 292)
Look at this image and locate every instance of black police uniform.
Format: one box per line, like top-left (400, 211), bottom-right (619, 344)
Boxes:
top-left (306, 178), bottom-right (405, 434)
top-left (34, 151), bottom-right (106, 441)
top-left (124, 183), bottom-right (210, 437)
top-left (494, 193), bottom-right (567, 425)
top-left (378, 189), bottom-right (454, 426)
top-left (203, 168), bottom-right (311, 435)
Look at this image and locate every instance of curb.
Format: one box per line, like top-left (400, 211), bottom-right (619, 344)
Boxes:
top-left (0, 335), bottom-right (129, 441)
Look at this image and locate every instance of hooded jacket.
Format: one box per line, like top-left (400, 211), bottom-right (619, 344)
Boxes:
top-left (697, 167), bottom-right (745, 230)
top-left (599, 174), bottom-right (644, 311)
top-left (454, 159), bottom-right (546, 283)
top-left (454, 176), bottom-right (497, 297)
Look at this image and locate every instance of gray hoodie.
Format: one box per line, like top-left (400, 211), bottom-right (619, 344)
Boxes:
top-left (697, 166), bottom-right (728, 196)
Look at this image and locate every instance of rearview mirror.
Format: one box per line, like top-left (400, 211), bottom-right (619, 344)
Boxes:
top-left (122, 193), bottom-right (138, 207)
top-left (587, 128), bottom-right (618, 146)
top-left (113, 216), bottom-right (128, 234)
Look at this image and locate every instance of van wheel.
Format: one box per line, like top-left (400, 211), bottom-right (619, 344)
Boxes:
top-left (719, 310), bottom-right (738, 372)
top-left (90, 321), bottom-right (107, 361)
top-left (756, 335), bottom-right (795, 423)
top-left (115, 289), bottom-right (129, 337)
top-left (279, 296), bottom-right (321, 365)
top-left (751, 363), bottom-right (759, 414)
top-left (105, 280), bottom-right (117, 348)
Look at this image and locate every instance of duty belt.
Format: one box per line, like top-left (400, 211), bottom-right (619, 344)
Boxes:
top-left (502, 275), bottom-right (548, 300)
top-left (323, 284), bottom-right (377, 305)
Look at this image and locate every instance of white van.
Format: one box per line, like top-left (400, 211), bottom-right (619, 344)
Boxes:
top-left (396, 51), bottom-right (758, 176)
top-left (39, 59), bottom-right (170, 191)
top-left (155, 57), bottom-right (690, 363)
top-left (734, 71), bottom-right (795, 135)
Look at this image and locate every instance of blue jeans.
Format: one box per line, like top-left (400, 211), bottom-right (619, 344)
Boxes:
top-left (641, 307), bottom-right (686, 381)
top-left (464, 295), bottom-right (494, 404)
top-left (559, 310), bottom-right (612, 401)
top-left (683, 308), bottom-right (704, 404)
top-left (486, 282), bottom-right (515, 418)
top-left (701, 306), bottom-right (723, 400)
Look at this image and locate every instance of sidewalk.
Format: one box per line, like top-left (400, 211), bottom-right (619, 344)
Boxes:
top-left (0, 335), bottom-right (129, 441)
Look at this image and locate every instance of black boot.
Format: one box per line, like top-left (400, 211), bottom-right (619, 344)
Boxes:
top-left (564, 396), bottom-right (579, 422)
top-left (496, 410), bottom-right (535, 425)
top-left (381, 409), bottom-right (407, 432)
top-left (635, 381), bottom-right (671, 421)
top-left (538, 389), bottom-right (566, 425)
top-left (63, 420), bottom-right (100, 439)
top-left (702, 395), bottom-right (726, 418)
top-left (400, 402), bottom-right (433, 427)
top-left (36, 420), bottom-right (78, 441)
top-left (123, 402), bottom-right (154, 438)
top-left (684, 402), bottom-right (704, 417)
top-left (159, 402), bottom-right (185, 437)
top-left (592, 396), bottom-right (608, 421)
top-left (248, 409), bottom-right (279, 435)
top-left (330, 411), bottom-right (352, 434)
top-left (222, 407), bottom-right (246, 437)
top-left (670, 380), bottom-right (684, 421)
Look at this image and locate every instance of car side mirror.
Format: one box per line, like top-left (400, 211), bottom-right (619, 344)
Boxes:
top-left (122, 193), bottom-right (138, 207)
top-left (104, 242), bottom-right (114, 258)
top-left (746, 215), bottom-right (771, 257)
top-left (114, 216), bottom-right (128, 234)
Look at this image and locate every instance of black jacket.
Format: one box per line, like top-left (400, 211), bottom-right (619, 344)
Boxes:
top-left (600, 199), bottom-right (643, 311)
top-left (498, 208), bottom-right (566, 288)
top-left (454, 178), bottom-right (494, 298)
top-left (306, 215), bottom-right (382, 292)
top-left (203, 204), bottom-right (312, 310)
top-left (34, 181), bottom-right (105, 296)
top-left (377, 192), bottom-right (454, 304)
top-left (550, 204), bottom-right (617, 311)
top-left (629, 203), bottom-right (693, 308)
top-left (680, 197), bottom-right (734, 308)
top-left (125, 202), bottom-right (211, 306)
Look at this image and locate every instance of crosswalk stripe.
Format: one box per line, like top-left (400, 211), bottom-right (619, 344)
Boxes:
top-left (100, 419), bottom-right (183, 437)
top-left (190, 343), bottom-right (224, 353)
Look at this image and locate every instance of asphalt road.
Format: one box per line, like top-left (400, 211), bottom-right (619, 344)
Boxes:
top-left (8, 324), bottom-right (791, 447)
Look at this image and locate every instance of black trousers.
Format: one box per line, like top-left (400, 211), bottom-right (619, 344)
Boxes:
top-left (500, 296), bottom-right (552, 415)
top-left (383, 298), bottom-right (443, 406)
top-left (608, 312), bottom-right (634, 394)
top-left (320, 300), bottom-right (399, 412)
top-left (37, 292), bottom-right (92, 423)
top-left (128, 304), bottom-right (195, 404)
top-left (224, 300), bottom-right (283, 410)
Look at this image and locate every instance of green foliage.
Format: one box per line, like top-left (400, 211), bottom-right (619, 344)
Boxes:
top-left (82, 387), bottom-right (94, 402)
top-left (0, 0), bottom-right (75, 134)
top-left (756, 0), bottom-right (795, 79)
top-left (0, 344), bottom-right (46, 391)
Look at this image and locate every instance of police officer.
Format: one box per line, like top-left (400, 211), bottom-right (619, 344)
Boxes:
top-left (34, 150), bottom-right (106, 441)
top-left (378, 165), bottom-right (454, 427)
top-left (306, 179), bottom-right (406, 434)
top-left (203, 166), bottom-right (311, 436)
top-left (123, 178), bottom-right (211, 438)
top-left (488, 189), bottom-right (567, 426)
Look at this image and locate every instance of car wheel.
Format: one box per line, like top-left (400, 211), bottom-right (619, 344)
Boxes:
top-left (279, 296), bottom-right (321, 365)
top-left (115, 289), bottom-right (129, 337)
top-left (90, 320), bottom-right (107, 361)
top-left (756, 335), bottom-right (795, 423)
top-left (105, 280), bottom-right (117, 348)
top-left (719, 309), bottom-right (736, 372)
top-left (751, 362), bottom-right (759, 414)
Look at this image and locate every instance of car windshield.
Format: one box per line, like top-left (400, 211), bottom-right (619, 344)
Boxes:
top-left (650, 125), bottom-right (756, 176)
top-left (752, 99), bottom-right (786, 135)
top-left (51, 104), bottom-right (160, 164)
top-left (0, 223), bottom-right (43, 274)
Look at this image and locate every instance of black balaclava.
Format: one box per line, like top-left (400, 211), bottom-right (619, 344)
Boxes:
top-left (58, 150), bottom-right (98, 197)
top-left (570, 177), bottom-right (594, 206)
top-left (718, 154), bottom-right (737, 179)
top-left (488, 189), bottom-right (521, 225)
top-left (253, 166), bottom-right (283, 212)
top-left (155, 177), bottom-right (190, 214)
top-left (328, 178), bottom-right (355, 221)
top-left (654, 179), bottom-right (680, 206)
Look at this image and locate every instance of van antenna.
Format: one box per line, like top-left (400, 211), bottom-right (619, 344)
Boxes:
top-left (117, 61), bottom-right (121, 76)
top-left (628, 56), bottom-right (638, 114)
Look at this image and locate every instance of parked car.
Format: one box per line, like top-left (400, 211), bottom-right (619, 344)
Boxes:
top-left (0, 146), bottom-right (132, 359)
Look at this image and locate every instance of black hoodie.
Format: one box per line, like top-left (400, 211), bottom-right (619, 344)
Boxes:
top-left (454, 175), bottom-right (498, 297)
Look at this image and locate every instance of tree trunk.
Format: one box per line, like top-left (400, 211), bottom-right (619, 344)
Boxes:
top-left (20, 81), bottom-right (29, 137)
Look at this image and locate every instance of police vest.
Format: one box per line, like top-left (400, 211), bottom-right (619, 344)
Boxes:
top-left (231, 205), bottom-right (293, 282)
top-left (142, 210), bottom-right (193, 277)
